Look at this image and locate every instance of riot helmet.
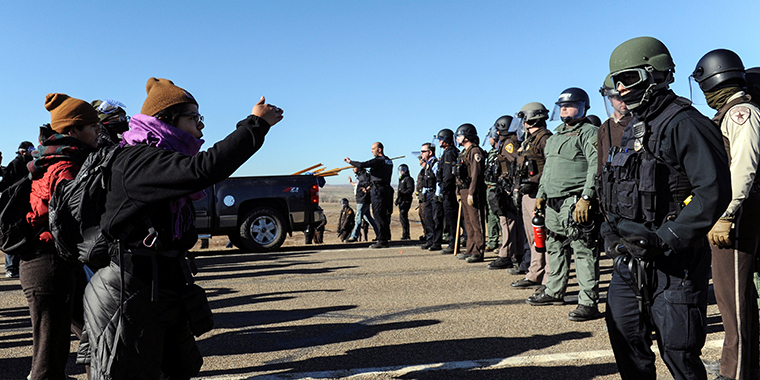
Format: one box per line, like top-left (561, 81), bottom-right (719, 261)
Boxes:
top-left (340, 198), bottom-right (349, 207)
top-left (746, 67), bottom-right (760, 103)
top-left (517, 102), bottom-right (550, 128)
top-left (454, 123), bottom-right (478, 146)
top-left (92, 99), bottom-right (129, 133)
top-left (608, 36), bottom-right (675, 111)
top-left (437, 128), bottom-right (454, 146)
top-left (691, 49), bottom-right (745, 93)
top-left (398, 163), bottom-right (409, 174)
top-left (550, 87), bottom-right (589, 122)
top-left (600, 75), bottom-right (629, 118)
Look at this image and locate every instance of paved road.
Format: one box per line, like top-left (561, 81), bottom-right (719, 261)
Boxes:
top-left (0, 242), bottom-right (725, 379)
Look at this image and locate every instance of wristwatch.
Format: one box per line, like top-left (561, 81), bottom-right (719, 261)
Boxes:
top-left (582, 194), bottom-right (592, 201)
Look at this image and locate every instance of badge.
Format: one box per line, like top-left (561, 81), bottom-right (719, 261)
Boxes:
top-left (730, 106), bottom-right (751, 125)
top-left (505, 143), bottom-right (514, 154)
top-left (474, 154), bottom-right (482, 162)
top-left (632, 121), bottom-right (646, 152)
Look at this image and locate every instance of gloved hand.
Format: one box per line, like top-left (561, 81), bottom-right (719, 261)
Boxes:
top-left (467, 194), bottom-right (474, 206)
top-left (535, 197), bottom-right (545, 211)
top-left (708, 218), bottom-right (733, 248)
top-left (574, 198), bottom-right (592, 223)
top-left (613, 236), bottom-right (663, 261)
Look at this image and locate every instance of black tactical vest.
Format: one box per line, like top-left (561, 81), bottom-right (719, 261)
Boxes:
top-left (421, 157), bottom-right (438, 188)
top-left (600, 97), bottom-right (694, 224)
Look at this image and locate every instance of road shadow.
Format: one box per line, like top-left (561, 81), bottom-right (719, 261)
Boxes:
top-left (198, 332), bottom-right (595, 377)
top-left (192, 252), bottom-right (358, 282)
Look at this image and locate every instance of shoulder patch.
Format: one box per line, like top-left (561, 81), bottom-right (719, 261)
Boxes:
top-left (730, 106), bottom-right (751, 125)
top-left (474, 154), bottom-right (482, 162)
top-left (505, 143), bottom-right (514, 154)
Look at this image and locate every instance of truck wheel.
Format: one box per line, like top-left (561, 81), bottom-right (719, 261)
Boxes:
top-left (239, 207), bottom-right (287, 252)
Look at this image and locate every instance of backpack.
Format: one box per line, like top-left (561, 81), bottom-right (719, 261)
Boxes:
top-left (0, 175), bottom-right (36, 255)
top-left (49, 145), bottom-right (120, 269)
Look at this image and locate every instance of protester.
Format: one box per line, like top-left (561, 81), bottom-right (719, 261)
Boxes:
top-left (83, 78), bottom-right (283, 379)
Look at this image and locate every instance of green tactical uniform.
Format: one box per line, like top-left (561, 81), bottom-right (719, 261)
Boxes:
top-left (536, 120), bottom-right (599, 308)
top-left (485, 147), bottom-right (501, 249)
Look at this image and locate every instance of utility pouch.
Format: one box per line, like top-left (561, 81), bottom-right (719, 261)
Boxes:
top-left (611, 150), bottom-right (640, 220)
top-left (180, 283), bottom-right (214, 337)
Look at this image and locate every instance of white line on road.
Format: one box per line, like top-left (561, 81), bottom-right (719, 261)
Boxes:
top-left (201, 339), bottom-right (723, 379)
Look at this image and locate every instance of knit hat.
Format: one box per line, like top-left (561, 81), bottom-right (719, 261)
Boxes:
top-left (45, 93), bottom-right (100, 134)
top-left (140, 77), bottom-right (197, 117)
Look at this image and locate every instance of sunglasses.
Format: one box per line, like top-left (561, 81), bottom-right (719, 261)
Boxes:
top-left (180, 112), bottom-right (204, 124)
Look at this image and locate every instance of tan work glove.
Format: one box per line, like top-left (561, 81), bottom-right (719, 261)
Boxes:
top-left (708, 218), bottom-right (733, 248)
top-left (535, 198), bottom-right (545, 212)
top-left (574, 198), bottom-right (591, 223)
top-left (467, 194), bottom-right (474, 206)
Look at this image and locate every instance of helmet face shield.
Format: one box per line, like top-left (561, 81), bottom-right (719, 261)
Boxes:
top-left (600, 86), bottom-right (629, 118)
top-left (550, 101), bottom-right (585, 122)
top-left (687, 75), bottom-right (707, 105)
top-left (509, 117), bottom-right (524, 140)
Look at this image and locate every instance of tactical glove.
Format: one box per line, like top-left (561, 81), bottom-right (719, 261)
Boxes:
top-left (467, 194), bottom-right (474, 206)
top-left (708, 218), bottom-right (733, 249)
top-left (613, 236), bottom-right (663, 261)
top-left (535, 197), bottom-right (545, 211)
top-left (574, 198), bottom-right (592, 223)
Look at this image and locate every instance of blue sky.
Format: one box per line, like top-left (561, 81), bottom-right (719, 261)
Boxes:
top-left (2, 1), bottom-right (759, 185)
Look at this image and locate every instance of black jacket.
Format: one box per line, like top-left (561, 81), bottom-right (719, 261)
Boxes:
top-left (350, 155), bottom-right (393, 187)
top-left (438, 146), bottom-right (459, 191)
top-left (355, 170), bottom-right (372, 204)
top-left (396, 173), bottom-right (414, 206)
top-left (601, 91), bottom-right (731, 253)
top-left (0, 154), bottom-right (31, 191)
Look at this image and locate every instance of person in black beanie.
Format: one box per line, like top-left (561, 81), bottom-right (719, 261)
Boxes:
top-left (1, 141), bottom-right (34, 278)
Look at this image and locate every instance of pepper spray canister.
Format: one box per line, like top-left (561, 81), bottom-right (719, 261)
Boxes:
top-left (532, 210), bottom-right (546, 253)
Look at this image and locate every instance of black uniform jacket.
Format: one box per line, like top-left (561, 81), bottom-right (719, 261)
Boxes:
top-left (350, 155), bottom-right (393, 186)
top-left (438, 146), bottom-right (459, 191)
top-left (602, 91), bottom-right (731, 253)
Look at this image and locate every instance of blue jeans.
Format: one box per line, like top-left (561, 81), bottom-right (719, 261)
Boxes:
top-left (5, 252), bottom-right (19, 275)
top-left (350, 203), bottom-right (378, 239)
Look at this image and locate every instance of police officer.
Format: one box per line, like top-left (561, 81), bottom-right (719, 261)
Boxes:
top-left (419, 143), bottom-right (443, 250)
top-left (395, 164), bottom-right (414, 240)
top-left (597, 77), bottom-right (632, 177)
top-left (345, 142), bottom-right (394, 248)
top-left (415, 155), bottom-right (427, 240)
top-left (454, 123), bottom-right (487, 262)
top-left (437, 129), bottom-right (460, 254)
top-left (601, 37), bottom-right (731, 379)
top-left (693, 48), bottom-right (760, 380)
top-left (487, 117), bottom-right (527, 271)
top-left (511, 103), bottom-right (553, 289)
top-left (483, 126), bottom-right (502, 254)
top-left (528, 87), bottom-right (601, 323)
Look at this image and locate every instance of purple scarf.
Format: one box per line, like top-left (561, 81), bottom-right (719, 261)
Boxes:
top-left (122, 114), bottom-right (206, 240)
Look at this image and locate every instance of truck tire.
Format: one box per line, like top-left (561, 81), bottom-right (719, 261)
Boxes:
top-left (238, 207), bottom-right (287, 252)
